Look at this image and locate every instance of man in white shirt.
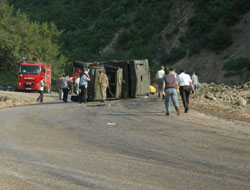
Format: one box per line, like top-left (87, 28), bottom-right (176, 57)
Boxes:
top-left (56, 75), bottom-right (63, 100)
top-left (37, 77), bottom-right (45, 103)
top-left (61, 74), bottom-right (72, 103)
top-left (79, 71), bottom-right (90, 103)
top-left (75, 76), bottom-right (80, 95)
top-left (156, 66), bottom-right (165, 97)
top-left (177, 69), bottom-right (195, 113)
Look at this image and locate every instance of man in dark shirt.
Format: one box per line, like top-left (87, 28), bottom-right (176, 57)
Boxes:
top-left (162, 67), bottom-right (180, 116)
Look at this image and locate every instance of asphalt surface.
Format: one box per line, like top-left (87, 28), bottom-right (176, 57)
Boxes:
top-left (0, 95), bottom-right (249, 190)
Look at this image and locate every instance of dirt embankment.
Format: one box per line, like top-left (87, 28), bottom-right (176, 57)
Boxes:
top-left (0, 91), bottom-right (59, 109)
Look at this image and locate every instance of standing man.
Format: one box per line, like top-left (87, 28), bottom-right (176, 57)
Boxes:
top-left (79, 71), bottom-right (90, 103)
top-left (75, 76), bottom-right (80, 95)
top-left (177, 69), bottom-right (195, 113)
top-left (192, 72), bottom-right (199, 91)
top-left (37, 77), bottom-right (45, 103)
top-left (156, 66), bottom-right (165, 97)
top-left (162, 68), bottom-right (180, 116)
top-left (61, 74), bottom-right (72, 103)
top-left (170, 67), bottom-right (179, 94)
top-left (57, 75), bottom-right (63, 100)
top-left (170, 67), bottom-right (177, 78)
top-left (97, 69), bottom-right (109, 102)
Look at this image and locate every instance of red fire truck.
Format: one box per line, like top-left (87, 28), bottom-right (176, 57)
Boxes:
top-left (17, 60), bottom-right (51, 92)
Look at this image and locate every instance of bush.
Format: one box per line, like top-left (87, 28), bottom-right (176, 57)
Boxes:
top-left (186, 0), bottom-right (250, 56)
top-left (160, 48), bottom-right (186, 65)
top-left (207, 22), bottom-right (233, 50)
top-left (0, 72), bottom-right (18, 88)
top-left (188, 39), bottom-right (205, 56)
top-left (223, 57), bottom-right (250, 77)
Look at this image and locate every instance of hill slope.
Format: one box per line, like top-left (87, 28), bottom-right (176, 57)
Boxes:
top-left (175, 11), bottom-right (250, 85)
top-left (8, 0), bottom-right (250, 84)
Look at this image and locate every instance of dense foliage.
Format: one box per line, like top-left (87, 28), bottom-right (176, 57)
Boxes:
top-left (0, 3), bottom-right (67, 86)
top-left (186, 0), bottom-right (250, 55)
top-left (223, 57), bottom-right (250, 77)
top-left (6, 0), bottom-right (250, 78)
top-left (9, 0), bottom-right (173, 64)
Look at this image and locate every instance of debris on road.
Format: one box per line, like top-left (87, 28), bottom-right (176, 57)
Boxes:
top-left (107, 122), bottom-right (116, 126)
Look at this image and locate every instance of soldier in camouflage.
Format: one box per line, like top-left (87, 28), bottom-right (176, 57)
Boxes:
top-left (97, 70), bottom-right (109, 102)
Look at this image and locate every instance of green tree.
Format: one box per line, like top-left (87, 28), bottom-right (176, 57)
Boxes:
top-left (0, 3), bottom-right (67, 86)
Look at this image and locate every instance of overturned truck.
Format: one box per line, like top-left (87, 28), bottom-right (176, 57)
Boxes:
top-left (71, 59), bottom-right (150, 101)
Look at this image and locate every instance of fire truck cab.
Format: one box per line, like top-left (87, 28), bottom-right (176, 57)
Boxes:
top-left (17, 60), bottom-right (51, 92)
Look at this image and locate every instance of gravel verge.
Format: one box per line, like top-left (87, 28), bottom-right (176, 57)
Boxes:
top-left (0, 91), bottom-right (60, 109)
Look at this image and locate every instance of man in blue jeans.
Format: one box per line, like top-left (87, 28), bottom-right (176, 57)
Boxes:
top-left (162, 67), bottom-right (180, 116)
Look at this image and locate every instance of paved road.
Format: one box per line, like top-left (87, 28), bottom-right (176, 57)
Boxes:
top-left (0, 96), bottom-right (249, 190)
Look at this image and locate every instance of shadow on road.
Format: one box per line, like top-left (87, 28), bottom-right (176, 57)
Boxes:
top-left (34, 101), bottom-right (76, 106)
top-left (102, 111), bottom-right (164, 117)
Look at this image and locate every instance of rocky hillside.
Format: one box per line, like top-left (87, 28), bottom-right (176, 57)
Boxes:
top-left (174, 11), bottom-right (250, 85)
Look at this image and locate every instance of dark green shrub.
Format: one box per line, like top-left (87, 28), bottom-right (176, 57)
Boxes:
top-left (188, 39), bottom-right (206, 56)
top-left (186, 0), bottom-right (250, 56)
top-left (207, 22), bottom-right (233, 50)
top-left (223, 57), bottom-right (250, 77)
top-left (160, 48), bottom-right (186, 65)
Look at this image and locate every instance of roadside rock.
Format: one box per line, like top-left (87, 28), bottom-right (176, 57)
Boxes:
top-left (191, 81), bottom-right (250, 122)
top-left (194, 82), bottom-right (250, 109)
top-left (0, 96), bottom-right (10, 101)
top-left (205, 92), bottom-right (215, 100)
top-left (237, 98), bottom-right (247, 107)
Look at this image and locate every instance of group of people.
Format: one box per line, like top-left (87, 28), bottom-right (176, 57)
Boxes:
top-left (55, 69), bottom-right (109, 103)
top-left (37, 66), bottom-right (198, 113)
top-left (156, 66), bottom-right (199, 116)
